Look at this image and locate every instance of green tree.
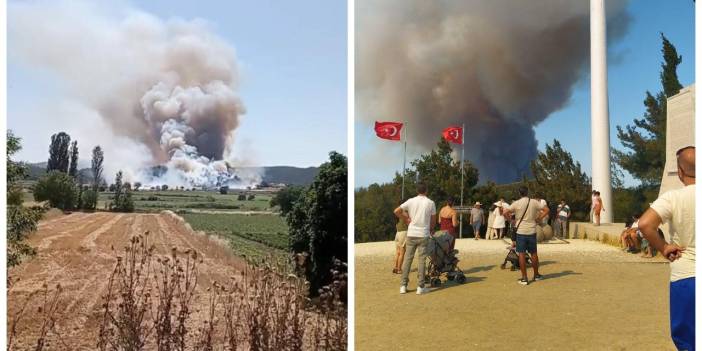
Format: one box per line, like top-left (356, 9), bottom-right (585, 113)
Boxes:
top-left (34, 171), bottom-right (77, 210)
top-left (408, 139), bottom-right (479, 204)
top-left (354, 183), bottom-right (399, 243)
top-left (354, 139), bottom-right (481, 242)
top-left (614, 34), bottom-right (683, 186)
top-left (91, 146), bottom-right (104, 191)
top-left (68, 140), bottom-right (79, 178)
top-left (113, 171), bottom-right (124, 210)
top-left (81, 189), bottom-right (98, 210)
top-left (7, 130), bottom-right (41, 267)
top-left (287, 151), bottom-right (347, 296)
top-left (529, 140), bottom-right (591, 220)
top-left (270, 185), bottom-right (305, 215)
top-left (47, 132), bottom-right (71, 173)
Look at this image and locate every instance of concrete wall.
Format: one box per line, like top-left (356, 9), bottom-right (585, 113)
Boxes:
top-left (567, 222), bottom-right (625, 247)
top-left (659, 84), bottom-right (695, 196)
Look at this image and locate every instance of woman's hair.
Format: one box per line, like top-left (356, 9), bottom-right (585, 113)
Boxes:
top-left (446, 197), bottom-right (455, 206)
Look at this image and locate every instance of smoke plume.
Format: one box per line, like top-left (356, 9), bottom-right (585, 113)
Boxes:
top-left (356, 0), bottom-right (630, 183)
top-left (9, 1), bottom-right (258, 188)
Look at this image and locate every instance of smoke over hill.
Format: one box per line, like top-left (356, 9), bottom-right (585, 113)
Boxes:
top-left (356, 0), bottom-right (630, 183)
top-left (9, 1), bottom-right (257, 188)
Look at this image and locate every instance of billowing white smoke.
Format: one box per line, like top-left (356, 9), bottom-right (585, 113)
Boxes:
top-left (356, 0), bottom-right (631, 183)
top-left (9, 1), bottom-right (259, 188)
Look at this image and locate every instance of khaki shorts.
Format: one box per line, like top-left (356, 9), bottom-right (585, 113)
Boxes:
top-left (395, 231), bottom-right (407, 248)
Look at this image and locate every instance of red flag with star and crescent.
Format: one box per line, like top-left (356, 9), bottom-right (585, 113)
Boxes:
top-left (442, 126), bottom-right (463, 144)
top-left (374, 121), bottom-right (404, 141)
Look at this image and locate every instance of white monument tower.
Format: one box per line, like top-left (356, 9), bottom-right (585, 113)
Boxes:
top-left (590, 0), bottom-right (612, 223)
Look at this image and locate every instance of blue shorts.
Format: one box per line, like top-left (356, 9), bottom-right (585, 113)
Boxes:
top-left (472, 220), bottom-right (482, 232)
top-left (670, 277), bottom-right (695, 351)
top-left (515, 234), bottom-right (537, 254)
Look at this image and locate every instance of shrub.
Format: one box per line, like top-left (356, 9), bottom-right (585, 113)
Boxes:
top-left (287, 152), bottom-right (347, 297)
top-left (81, 189), bottom-right (98, 210)
top-left (219, 186), bottom-right (229, 194)
top-left (247, 194), bottom-right (255, 201)
top-left (34, 171), bottom-right (77, 210)
top-left (237, 194), bottom-right (246, 201)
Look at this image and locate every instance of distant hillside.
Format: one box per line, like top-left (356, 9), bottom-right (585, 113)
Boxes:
top-left (259, 166), bottom-right (319, 186)
top-left (24, 163), bottom-right (318, 186)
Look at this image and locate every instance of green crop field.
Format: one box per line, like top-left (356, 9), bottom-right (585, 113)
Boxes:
top-left (96, 190), bottom-right (273, 212)
top-left (181, 213), bottom-right (289, 262)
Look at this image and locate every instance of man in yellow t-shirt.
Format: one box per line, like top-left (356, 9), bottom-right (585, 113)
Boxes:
top-left (639, 146), bottom-right (695, 351)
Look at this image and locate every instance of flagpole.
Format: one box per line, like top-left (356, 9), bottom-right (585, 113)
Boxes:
top-left (459, 123), bottom-right (465, 239)
top-left (401, 121), bottom-right (407, 201)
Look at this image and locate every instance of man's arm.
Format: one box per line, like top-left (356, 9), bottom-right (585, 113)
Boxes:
top-left (638, 208), bottom-right (683, 261)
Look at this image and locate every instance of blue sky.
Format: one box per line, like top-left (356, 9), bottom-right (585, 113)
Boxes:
top-left (8, 0), bottom-right (347, 168)
top-left (355, 1), bottom-right (695, 187)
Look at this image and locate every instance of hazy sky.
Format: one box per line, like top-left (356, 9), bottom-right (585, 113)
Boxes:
top-left (355, 1), bottom-right (695, 187)
top-left (8, 0), bottom-right (347, 168)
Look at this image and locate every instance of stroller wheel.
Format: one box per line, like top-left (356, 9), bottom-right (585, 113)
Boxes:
top-left (447, 274), bottom-right (455, 281)
top-left (500, 263), bottom-right (506, 270)
top-left (431, 278), bottom-right (442, 287)
top-left (456, 274), bottom-right (467, 284)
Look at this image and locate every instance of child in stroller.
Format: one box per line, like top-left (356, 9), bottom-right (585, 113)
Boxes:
top-left (500, 245), bottom-right (531, 271)
top-left (424, 231), bottom-right (467, 287)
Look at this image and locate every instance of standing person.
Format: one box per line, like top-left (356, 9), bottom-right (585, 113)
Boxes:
top-left (470, 202), bottom-right (485, 240)
top-left (590, 190), bottom-right (598, 223)
top-left (556, 200), bottom-right (570, 238)
top-left (394, 183), bottom-right (436, 295)
top-left (493, 199), bottom-right (507, 239)
top-left (438, 197), bottom-right (459, 250)
top-left (593, 191), bottom-right (604, 226)
top-left (638, 146), bottom-right (695, 350)
top-left (393, 204), bottom-right (409, 274)
top-left (503, 186), bottom-right (549, 285)
top-left (486, 204), bottom-right (496, 240)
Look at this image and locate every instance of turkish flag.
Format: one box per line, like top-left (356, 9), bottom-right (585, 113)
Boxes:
top-left (374, 121), bottom-right (403, 141)
top-left (442, 126), bottom-right (463, 144)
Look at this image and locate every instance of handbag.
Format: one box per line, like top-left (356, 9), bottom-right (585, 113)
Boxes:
top-left (509, 197), bottom-right (530, 241)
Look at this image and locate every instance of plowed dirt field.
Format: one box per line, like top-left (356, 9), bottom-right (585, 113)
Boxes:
top-left (8, 211), bottom-right (246, 350)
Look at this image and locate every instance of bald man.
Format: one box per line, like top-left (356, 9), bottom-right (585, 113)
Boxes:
top-left (638, 146), bottom-right (695, 351)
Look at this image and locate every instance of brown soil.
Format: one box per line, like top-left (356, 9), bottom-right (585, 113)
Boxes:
top-left (8, 211), bottom-right (247, 350)
top-left (355, 240), bottom-right (676, 351)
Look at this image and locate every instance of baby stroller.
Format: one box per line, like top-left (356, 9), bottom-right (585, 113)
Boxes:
top-left (424, 231), bottom-right (467, 287)
top-left (500, 246), bottom-right (531, 271)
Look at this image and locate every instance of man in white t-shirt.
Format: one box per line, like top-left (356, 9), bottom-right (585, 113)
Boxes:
top-left (638, 146), bottom-right (695, 351)
top-left (394, 183), bottom-right (436, 295)
top-left (555, 200), bottom-right (570, 238)
top-left (503, 186), bottom-right (549, 285)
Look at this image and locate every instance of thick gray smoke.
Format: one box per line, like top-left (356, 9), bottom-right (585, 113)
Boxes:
top-left (9, 1), bottom-right (259, 188)
top-left (356, 0), bottom-right (630, 183)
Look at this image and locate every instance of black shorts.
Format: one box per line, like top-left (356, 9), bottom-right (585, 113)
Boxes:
top-left (515, 234), bottom-right (537, 254)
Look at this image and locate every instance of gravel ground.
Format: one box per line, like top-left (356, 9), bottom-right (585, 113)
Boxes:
top-left (355, 239), bottom-right (675, 351)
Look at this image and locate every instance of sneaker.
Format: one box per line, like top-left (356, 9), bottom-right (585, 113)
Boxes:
top-left (533, 274), bottom-right (544, 281)
top-left (400, 286), bottom-right (407, 294)
top-left (517, 278), bottom-right (529, 285)
top-left (416, 287), bottom-right (430, 295)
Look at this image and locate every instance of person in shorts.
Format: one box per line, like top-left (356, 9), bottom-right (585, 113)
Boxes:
top-left (470, 202), bottom-right (485, 240)
top-left (638, 146), bottom-right (695, 350)
top-left (503, 186), bottom-right (549, 285)
top-left (393, 207), bottom-right (408, 274)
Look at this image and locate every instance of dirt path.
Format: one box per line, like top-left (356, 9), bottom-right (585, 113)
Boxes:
top-left (8, 212), bottom-right (247, 350)
top-left (355, 239), bottom-right (676, 351)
